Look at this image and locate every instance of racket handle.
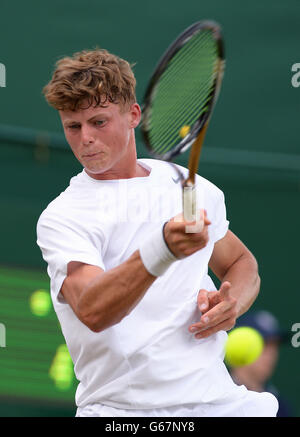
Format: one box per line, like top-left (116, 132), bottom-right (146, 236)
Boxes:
top-left (183, 184), bottom-right (204, 232)
top-left (183, 184), bottom-right (197, 222)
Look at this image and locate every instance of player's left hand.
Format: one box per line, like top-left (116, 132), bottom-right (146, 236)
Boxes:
top-left (188, 281), bottom-right (238, 339)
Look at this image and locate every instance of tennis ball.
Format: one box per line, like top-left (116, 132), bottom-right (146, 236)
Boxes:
top-left (49, 344), bottom-right (74, 391)
top-left (179, 125), bottom-right (190, 138)
top-left (29, 289), bottom-right (51, 317)
top-left (225, 326), bottom-right (264, 367)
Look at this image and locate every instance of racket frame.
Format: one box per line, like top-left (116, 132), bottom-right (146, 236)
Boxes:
top-left (141, 20), bottom-right (225, 224)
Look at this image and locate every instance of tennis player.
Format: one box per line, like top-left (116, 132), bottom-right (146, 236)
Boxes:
top-left (37, 49), bottom-right (278, 417)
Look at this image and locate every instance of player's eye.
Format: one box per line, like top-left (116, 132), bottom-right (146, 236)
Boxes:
top-left (94, 120), bottom-right (105, 127)
top-left (68, 124), bottom-right (80, 130)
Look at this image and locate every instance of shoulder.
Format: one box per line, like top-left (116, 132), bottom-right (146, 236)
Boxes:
top-left (139, 157), bottom-right (225, 197)
top-left (138, 158), bottom-right (179, 175)
top-left (196, 173), bottom-right (226, 204)
top-left (37, 170), bottom-right (86, 228)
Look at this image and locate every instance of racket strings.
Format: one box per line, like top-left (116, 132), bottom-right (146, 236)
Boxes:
top-left (150, 59), bottom-right (216, 150)
top-left (157, 31), bottom-right (213, 92)
top-left (150, 72), bottom-right (216, 153)
top-left (158, 31), bottom-right (214, 90)
top-left (151, 34), bottom-right (216, 110)
top-left (151, 75), bottom-right (215, 154)
top-left (147, 30), bottom-right (219, 154)
top-left (151, 61), bottom-right (215, 116)
top-left (150, 74), bottom-right (215, 153)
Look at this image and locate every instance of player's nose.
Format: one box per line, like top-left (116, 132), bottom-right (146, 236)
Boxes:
top-left (81, 125), bottom-right (95, 146)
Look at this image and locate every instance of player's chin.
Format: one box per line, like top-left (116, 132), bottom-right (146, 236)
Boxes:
top-left (82, 158), bottom-right (109, 174)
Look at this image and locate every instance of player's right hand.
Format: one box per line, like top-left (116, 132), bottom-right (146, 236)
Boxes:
top-left (163, 209), bottom-right (211, 259)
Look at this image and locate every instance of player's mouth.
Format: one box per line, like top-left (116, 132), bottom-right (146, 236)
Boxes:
top-left (83, 152), bottom-right (102, 159)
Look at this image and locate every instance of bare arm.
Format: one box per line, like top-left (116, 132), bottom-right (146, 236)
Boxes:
top-left (209, 230), bottom-right (260, 317)
top-left (61, 251), bottom-right (156, 333)
top-left (189, 230), bottom-right (260, 338)
top-left (61, 212), bottom-right (211, 333)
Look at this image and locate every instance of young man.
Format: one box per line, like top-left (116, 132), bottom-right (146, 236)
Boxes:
top-left (37, 49), bottom-right (278, 417)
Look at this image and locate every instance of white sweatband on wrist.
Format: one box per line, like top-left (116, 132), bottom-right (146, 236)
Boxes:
top-left (139, 224), bottom-right (178, 277)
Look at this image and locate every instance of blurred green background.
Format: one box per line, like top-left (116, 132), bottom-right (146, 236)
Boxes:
top-left (0, 0), bottom-right (299, 417)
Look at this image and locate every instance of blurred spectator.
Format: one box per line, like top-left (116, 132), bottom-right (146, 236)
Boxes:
top-left (228, 310), bottom-right (294, 417)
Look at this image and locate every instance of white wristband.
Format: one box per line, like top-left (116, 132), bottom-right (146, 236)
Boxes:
top-left (139, 224), bottom-right (178, 276)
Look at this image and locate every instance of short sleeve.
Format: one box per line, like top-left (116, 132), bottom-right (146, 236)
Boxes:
top-left (36, 211), bottom-right (105, 304)
top-left (210, 189), bottom-right (229, 243)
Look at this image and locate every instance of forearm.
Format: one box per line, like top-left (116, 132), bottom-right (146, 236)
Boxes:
top-left (77, 211), bottom-right (210, 333)
top-left (222, 252), bottom-right (260, 318)
top-left (78, 250), bottom-right (156, 332)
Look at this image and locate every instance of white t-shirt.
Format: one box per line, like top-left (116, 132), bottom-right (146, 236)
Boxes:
top-left (36, 158), bottom-right (247, 409)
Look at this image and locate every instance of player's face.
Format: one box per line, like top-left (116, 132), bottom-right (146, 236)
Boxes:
top-left (60, 101), bottom-right (141, 179)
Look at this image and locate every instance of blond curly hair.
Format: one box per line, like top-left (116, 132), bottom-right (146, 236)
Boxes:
top-left (43, 49), bottom-right (136, 112)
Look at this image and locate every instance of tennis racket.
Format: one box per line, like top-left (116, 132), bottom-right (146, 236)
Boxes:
top-left (141, 20), bottom-right (225, 229)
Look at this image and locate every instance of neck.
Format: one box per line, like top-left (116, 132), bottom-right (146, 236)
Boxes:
top-left (86, 161), bottom-right (149, 180)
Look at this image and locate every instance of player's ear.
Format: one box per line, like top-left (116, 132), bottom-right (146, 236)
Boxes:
top-left (129, 103), bottom-right (141, 128)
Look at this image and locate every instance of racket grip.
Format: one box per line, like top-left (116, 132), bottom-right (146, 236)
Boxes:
top-left (183, 185), bottom-right (204, 232)
top-left (183, 184), bottom-right (197, 222)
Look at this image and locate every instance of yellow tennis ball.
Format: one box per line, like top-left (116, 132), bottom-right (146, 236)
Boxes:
top-left (29, 289), bottom-right (51, 317)
top-left (225, 326), bottom-right (264, 367)
top-left (49, 344), bottom-right (74, 391)
top-left (179, 125), bottom-right (190, 138)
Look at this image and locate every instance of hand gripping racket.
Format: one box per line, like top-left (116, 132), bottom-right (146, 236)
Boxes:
top-left (141, 20), bottom-right (225, 230)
